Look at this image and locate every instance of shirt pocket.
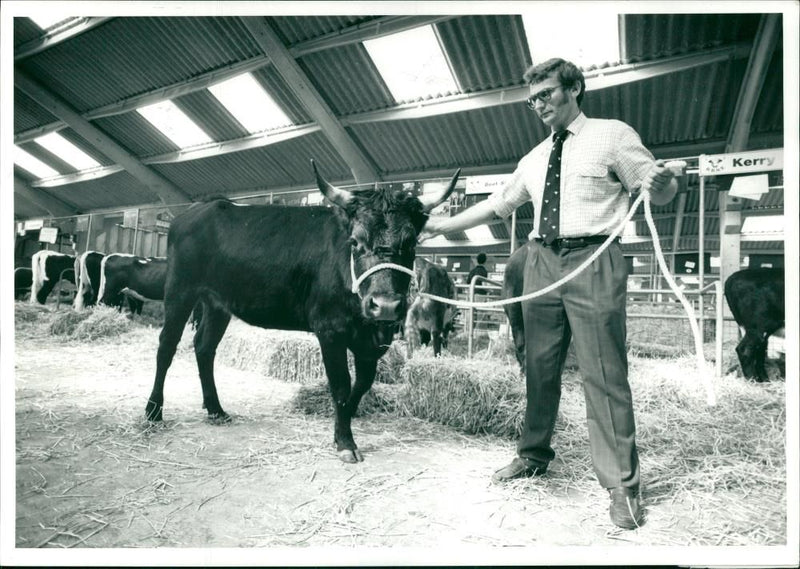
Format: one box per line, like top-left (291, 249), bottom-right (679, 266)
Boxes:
top-left (571, 162), bottom-right (620, 200)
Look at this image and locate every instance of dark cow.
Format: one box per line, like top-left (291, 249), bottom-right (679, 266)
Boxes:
top-left (73, 251), bottom-right (105, 310)
top-left (98, 254), bottom-right (165, 313)
top-left (15, 267), bottom-right (33, 300)
top-left (404, 258), bottom-right (457, 357)
top-left (146, 160), bottom-right (458, 463)
top-left (724, 267), bottom-right (785, 382)
top-left (502, 244), bottom-right (528, 373)
top-left (30, 250), bottom-right (76, 305)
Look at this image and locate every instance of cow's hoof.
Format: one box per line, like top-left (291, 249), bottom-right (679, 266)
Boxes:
top-left (145, 403), bottom-right (163, 422)
top-left (207, 412), bottom-right (231, 425)
top-left (338, 449), bottom-right (364, 463)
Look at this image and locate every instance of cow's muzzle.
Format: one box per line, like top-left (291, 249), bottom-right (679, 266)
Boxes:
top-left (363, 294), bottom-right (405, 321)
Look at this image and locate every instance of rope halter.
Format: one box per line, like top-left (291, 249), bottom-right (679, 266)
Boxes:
top-left (349, 252), bottom-right (417, 296)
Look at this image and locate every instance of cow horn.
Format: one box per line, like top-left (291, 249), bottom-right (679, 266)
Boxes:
top-left (419, 169), bottom-right (461, 213)
top-left (311, 159), bottom-right (352, 208)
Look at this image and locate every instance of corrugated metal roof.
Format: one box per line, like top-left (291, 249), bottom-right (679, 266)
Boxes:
top-left (12, 12), bottom-right (787, 259)
top-left (437, 15), bottom-right (531, 92)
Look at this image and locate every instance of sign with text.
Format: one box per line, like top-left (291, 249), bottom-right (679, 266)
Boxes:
top-left (466, 174), bottom-right (513, 195)
top-left (699, 148), bottom-right (783, 176)
top-left (39, 227), bottom-right (59, 244)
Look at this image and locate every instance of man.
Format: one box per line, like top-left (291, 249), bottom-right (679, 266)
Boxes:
top-left (420, 58), bottom-right (677, 530)
top-left (466, 252), bottom-right (489, 295)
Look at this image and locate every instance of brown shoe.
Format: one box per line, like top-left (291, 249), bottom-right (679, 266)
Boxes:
top-left (608, 487), bottom-right (644, 529)
top-left (491, 457), bottom-right (547, 484)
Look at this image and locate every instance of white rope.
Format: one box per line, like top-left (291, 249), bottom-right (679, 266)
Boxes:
top-left (350, 253), bottom-right (417, 295)
top-left (417, 161), bottom-right (716, 406)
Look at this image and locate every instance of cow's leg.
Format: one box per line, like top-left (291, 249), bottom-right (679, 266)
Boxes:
top-left (753, 337), bottom-right (769, 382)
top-left (319, 340), bottom-right (363, 463)
top-left (432, 331), bottom-right (443, 357)
top-left (36, 280), bottom-right (55, 304)
top-left (146, 295), bottom-right (196, 421)
top-left (193, 302), bottom-right (232, 422)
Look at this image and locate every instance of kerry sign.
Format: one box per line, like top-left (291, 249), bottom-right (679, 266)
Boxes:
top-left (699, 148), bottom-right (783, 176)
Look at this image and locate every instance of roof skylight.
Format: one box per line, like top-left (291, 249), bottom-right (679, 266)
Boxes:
top-left (28, 15), bottom-right (68, 31)
top-left (14, 146), bottom-right (60, 179)
top-left (137, 100), bottom-right (212, 149)
top-left (363, 25), bottom-right (458, 102)
top-left (34, 132), bottom-right (101, 171)
top-left (208, 73), bottom-right (292, 133)
top-left (522, 9), bottom-right (620, 69)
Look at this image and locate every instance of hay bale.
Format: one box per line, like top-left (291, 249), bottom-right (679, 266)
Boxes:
top-left (48, 309), bottom-right (91, 337)
top-left (73, 306), bottom-right (131, 340)
top-left (396, 356), bottom-right (525, 438)
top-left (14, 302), bottom-right (51, 324)
top-left (375, 342), bottom-right (406, 384)
top-left (47, 306), bottom-right (131, 339)
top-left (291, 381), bottom-right (400, 416)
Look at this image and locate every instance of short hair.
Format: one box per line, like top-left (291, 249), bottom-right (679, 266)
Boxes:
top-left (523, 58), bottom-right (586, 106)
top-left (477, 252), bottom-right (487, 264)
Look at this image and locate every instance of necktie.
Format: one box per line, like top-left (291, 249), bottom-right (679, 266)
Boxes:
top-left (540, 130), bottom-right (568, 245)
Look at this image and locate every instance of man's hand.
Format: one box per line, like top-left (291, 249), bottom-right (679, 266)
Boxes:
top-left (642, 160), bottom-right (678, 205)
top-left (418, 216), bottom-right (445, 243)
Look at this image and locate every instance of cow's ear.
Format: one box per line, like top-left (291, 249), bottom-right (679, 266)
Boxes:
top-left (311, 159), bottom-right (352, 208)
top-left (419, 169), bottom-right (461, 213)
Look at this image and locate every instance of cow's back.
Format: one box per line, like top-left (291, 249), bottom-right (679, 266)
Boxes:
top-left (166, 200), bottom-right (349, 330)
top-left (724, 268), bottom-right (785, 331)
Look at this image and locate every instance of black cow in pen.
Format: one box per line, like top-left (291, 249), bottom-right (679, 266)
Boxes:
top-left (15, 267), bottom-right (33, 300)
top-left (404, 258), bottom-right (457, 357)
top-left (724, 267), bottom-right (785, 382)
top-left (98, 253), bottom-right (163, 313)
top-left (73, 251), bottom-right (105, 310)
top-left (30, 250), bottom-right (76, 304)
top-left (146, 160), bottom-right (459, 463)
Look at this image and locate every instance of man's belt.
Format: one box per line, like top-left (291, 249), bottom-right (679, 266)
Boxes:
top-left (534, 235), bottom-right (617, 249)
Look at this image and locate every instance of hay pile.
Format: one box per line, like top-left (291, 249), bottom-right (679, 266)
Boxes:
top-left (48, 305), bottom-right (131, 340)
top-left (216, 324), bottom-right (406, 385)
top-left (396, 355), bottom-right (525, 438)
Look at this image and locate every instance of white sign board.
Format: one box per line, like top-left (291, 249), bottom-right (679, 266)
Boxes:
top-left (698, 148), bottom-right (783, 176)
top-left (39, 227), bottom-right (59, 243)
top-left (466, 174), bottom-right (513, 195)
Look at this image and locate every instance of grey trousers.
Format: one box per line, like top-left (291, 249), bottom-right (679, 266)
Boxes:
top-left (518, 239), bottom-right (639, 490)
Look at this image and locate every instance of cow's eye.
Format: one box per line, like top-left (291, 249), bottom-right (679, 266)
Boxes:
top-left (347, 237), bottom-right (358, 248)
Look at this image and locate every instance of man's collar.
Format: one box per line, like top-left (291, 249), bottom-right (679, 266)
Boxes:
top-left (552, 112), bottom-right (586, 139)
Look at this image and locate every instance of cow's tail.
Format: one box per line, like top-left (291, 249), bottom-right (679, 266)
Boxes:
top-left (29, 251), bottom-right (47, 304)
top-left (97, 254), bottom-right (110, 305)
top-left (73, 252), bottom-right (92, 310)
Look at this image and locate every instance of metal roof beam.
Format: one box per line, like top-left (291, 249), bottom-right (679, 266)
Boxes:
top-left (241, 17), bottom-right (379, 184)
top-left (289, 15), bottom-right (455, 57)
top-left (14, 175), bottom-right (79, 217)
top-left (342, 43), bottom-right (754, 125)
top-left (14, 17), bottom-right (113, 61)
top-left (30, 123), bottom-right (322, 188)
top-left (15, 70), bottom-right (192, 205)
top-left (725, 15), bottom-right (780, 152)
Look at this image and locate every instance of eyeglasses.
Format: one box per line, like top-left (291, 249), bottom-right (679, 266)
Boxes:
top-left (525, 86), bottom-right (563, 109)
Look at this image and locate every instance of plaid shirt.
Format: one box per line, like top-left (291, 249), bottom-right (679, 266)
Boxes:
top-left (488, 113), bottom-right (655, 238)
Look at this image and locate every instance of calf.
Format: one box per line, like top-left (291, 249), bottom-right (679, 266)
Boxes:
top-left (30, 250), bottom-right (75, 304)
top-left (146, 160), bottom-right (458, 463)
top-left (98, 254), bottom-right (166, 312)
top-left (724, 267), bottom-right (785, 382)
top-left (404, 258), bottom-right (457, 357)
top-left (73, 251), bottom-right (105, 310)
